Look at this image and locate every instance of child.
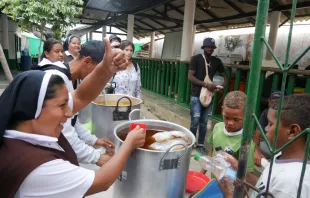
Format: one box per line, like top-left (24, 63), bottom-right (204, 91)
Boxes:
top-left (201, 91), bottom-right (255, 174)
top-left (220, 94), bottom-right (310, 198)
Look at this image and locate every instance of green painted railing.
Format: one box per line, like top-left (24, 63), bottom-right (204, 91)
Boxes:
top-left (133, 58), bottom-right (310, 122)
top-left (234, 0), bottom-right (310, 197)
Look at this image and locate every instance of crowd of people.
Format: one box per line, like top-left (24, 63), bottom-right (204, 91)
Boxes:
top-left (0, 34), bottom-right (309, 198)
top-left (188, 38), bottom-right (310, 197)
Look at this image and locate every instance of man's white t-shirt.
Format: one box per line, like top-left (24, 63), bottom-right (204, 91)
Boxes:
top-left (38, 59), bottom-right (100, 164)
top-left (251, 158), bottom-right (310, 198)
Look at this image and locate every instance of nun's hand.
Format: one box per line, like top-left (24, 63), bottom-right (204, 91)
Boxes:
top-left (102, 38), bottom-right (128, 74)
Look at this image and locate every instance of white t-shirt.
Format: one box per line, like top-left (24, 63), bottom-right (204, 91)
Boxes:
top-left (251, 158), bottom-right (310, 198)
top-left (38, 60), bottom-right (101, 164)
top-left (3, 130), bottom-right (95, 198)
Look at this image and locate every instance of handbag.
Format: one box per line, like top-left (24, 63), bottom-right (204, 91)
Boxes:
top-left (199, 54), bottom-right (214, 107)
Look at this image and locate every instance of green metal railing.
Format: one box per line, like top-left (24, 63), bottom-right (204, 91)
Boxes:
top-left (133, 58), bottom-right (310, 122)
top-left (134, 1), bottom-right (310, 194)
top-left (234, 0), bottom-right (310, 197)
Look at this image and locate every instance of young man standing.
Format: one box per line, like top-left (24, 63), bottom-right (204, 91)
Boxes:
top-left (188, 38), bottom-right (227, 153)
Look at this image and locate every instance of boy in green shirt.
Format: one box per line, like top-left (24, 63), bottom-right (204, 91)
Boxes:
top-left (201, 91), bottom-right (255, 174)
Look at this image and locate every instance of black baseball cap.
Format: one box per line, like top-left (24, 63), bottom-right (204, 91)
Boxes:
top-left (109, 34), bottom-right (121, 43)
top-left (79, 40), bottom-right (105, 63)
top-left (201, 38), bottom-right (217, 49)
top-left (269, 90), bottom-right (281, 99)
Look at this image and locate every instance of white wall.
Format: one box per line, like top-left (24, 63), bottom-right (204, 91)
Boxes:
top-left (0, 16), bottom-right (18, 59)
top-left (192, 22), bottom-right (310, 69)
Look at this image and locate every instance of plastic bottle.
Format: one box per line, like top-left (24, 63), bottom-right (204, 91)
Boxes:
top-left (213, 146), bottom-right (231, 168)
top-left (194, 153), bottom-right (236, 183)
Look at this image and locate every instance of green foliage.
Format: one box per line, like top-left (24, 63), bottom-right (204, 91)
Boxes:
top-left (0, 0), bottom-right (84, 33)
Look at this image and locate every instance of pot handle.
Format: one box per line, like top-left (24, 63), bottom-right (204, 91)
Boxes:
top-left (115, 96), bottom-right (132, 110)
top-left (159, 143), bottom-right (188, 170)
top-left (113, 96), bottom-right (132, 121)
top-left (129, 109), bottom-right (145, 121)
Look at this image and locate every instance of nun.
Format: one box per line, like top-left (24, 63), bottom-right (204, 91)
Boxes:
top-left (0, 71), bottom-right (145, 197)
top-left (33, 39), bottom-right (115, 166)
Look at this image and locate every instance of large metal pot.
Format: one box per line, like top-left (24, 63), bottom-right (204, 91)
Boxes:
top-left (91, 94), bottom-right (142, 143)
top-left (113, 117), bottom-right (195, 198)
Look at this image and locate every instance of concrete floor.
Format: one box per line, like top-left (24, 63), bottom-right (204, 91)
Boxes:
top-left (83, 91), bottom-right (216, 198)
top-left (83, 149), bottom-right (208, 198)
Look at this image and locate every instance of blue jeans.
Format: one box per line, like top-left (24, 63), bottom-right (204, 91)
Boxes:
top-left (190, 96), bottom-right (212, 146)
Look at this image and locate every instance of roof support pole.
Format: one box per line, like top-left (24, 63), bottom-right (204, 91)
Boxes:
top-left (180, 0), bottom-right (196, 61)
top-left (177, 0), bottom-right (196, 104)
top-left (127, 14), bottom-right (134, 42)
top-left (149, 31), bottom-right (156, 58)
top-left (89, 32), bottom-right (93, 40)
top-left (102, 26), bottom-right (107, 41)
top-left (1, 15), bottom-right (9, 50)
top-left (265, 11), bottom-right (281, 60)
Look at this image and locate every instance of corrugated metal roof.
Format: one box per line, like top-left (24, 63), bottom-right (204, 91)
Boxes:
top-left (79, 0), bottom-right (310, 38)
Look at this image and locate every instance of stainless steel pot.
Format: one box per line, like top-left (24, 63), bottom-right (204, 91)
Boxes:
top-left (113, 117), bottom-right (195, 198)
top-left (91, 94), bottom-right (142, 143)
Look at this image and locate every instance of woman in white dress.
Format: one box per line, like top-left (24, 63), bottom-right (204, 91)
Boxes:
top-left (112, 40), bottom-right (142, 98)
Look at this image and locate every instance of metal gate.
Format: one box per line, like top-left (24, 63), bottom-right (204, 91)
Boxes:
top-left (234, 0), bottom-right (310, 197)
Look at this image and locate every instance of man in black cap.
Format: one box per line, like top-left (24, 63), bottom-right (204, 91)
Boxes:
top-left (188, 37), bottom-right (227, 154)
top-left (109, 34), bottom-right (121, 49)
top-left (253, 90), bottom-right (281, 167)
top-left (33, 40), bottom-right (118, 167)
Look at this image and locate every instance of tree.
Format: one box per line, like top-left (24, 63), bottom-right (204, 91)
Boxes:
top-left (0, 44), bottom-right (13, 83)
top-left (0, 0), bottom-right (84, 58)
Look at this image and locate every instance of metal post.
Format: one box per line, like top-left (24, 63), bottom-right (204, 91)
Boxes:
top-left (305, 77), bottom-right (310, 93)
top-left (234, 69), bottom-right (241, 91)
top-left (2, 15), bottom-right (9, 50)
top-left (265, 11), bottom-right (281, 60)
top-left (178, 0), bottom-right (195, 103)
top-left (102, 26), bottom-right (107, 40)
top-left (127, 14), bottom-right (134, 42)
top-left (233, 0), bottom-right (270, 197)
top-left (287, 75), bottom-right (296, 95)
top-left (271, 73), bottom-right (280, 91)
top-left (180, 0), bottom-right (195, 62)
top-left (150, 32), bottom-right (155, 58)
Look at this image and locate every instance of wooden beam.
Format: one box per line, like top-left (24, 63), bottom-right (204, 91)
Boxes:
top-left (135, 18), bottom-right (164, 34)
top-left (105, 12), bottom-right (111, 20)
top-left (196, 1), bottom-right (310, 25)
top-left (152, 8), bottom-right (168, 18)
top-left (100, 14), bottom-right (128, 26)
top-left (135, 13), bottom-right (183, 24)
top-left (167, 2), bottom-right (201, 24)
top-left (166, 2), bottom-right (184, 16)
top-left (222, 0), bottom-right (255, 25)
top-left (152, 19), bottom-right (168, 28)
top-left (94, 30), bottom-right (127, 36)
top-left (196, 4), bottom-right (229, 27)
top-left (279, 18), bottom-right (289, 27)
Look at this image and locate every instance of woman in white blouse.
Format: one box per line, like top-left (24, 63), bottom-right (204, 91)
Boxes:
top-left (63, 35), bottom-right (81, 63)
top-left (112, 40), bottom-right (142, 98)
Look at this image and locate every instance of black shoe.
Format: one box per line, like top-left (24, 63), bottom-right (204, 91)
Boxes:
top-left (195, 146), bottom-right (207, 155)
